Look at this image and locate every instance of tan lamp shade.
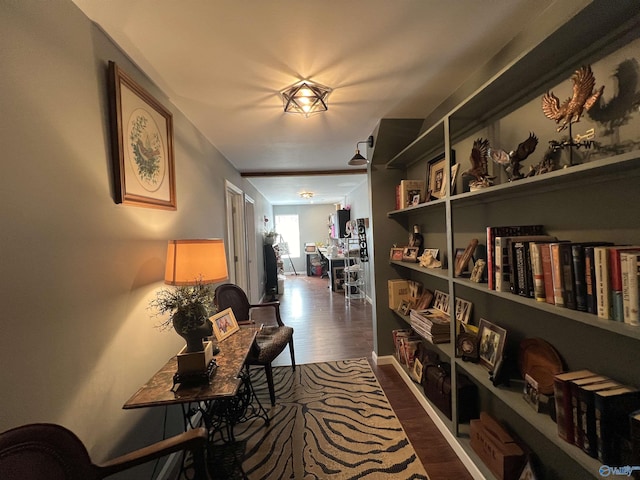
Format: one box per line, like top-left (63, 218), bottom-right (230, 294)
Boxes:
top-left (164, 239), bottom-right (228, 285)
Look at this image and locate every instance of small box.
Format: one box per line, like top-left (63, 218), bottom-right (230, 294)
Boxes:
top-left (177, 341), bottom-right (214, 375)
top-left (470, 412), bottom-right (525, 480)
top-left (388, 279), bottom-right (410, 310)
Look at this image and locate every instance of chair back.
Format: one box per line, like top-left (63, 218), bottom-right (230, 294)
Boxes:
top-left (215, 283), bottom-right (251, 321)
top-left (0, 423), bottom-right (98, 480)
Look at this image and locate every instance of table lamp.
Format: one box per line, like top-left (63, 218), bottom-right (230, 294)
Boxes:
top-left (164, 239), bottom-right (228, 379)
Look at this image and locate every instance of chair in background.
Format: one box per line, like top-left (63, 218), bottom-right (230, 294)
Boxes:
top-left (214, 283), bottom-right (295, 405)
top-left (0, 423), bottom-right (209, 480)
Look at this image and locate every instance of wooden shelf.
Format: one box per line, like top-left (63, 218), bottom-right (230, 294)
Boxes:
top-left (390, 260), bottom-right (448, 280)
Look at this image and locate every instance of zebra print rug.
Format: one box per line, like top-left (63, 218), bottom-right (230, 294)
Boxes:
top-left (230, 358), bottom-right (429, 479)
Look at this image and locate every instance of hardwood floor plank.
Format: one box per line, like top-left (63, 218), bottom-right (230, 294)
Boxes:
top-left (269, 274), bottom-right (474, 480)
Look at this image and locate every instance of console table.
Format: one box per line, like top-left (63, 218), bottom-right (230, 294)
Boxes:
top-left (124, 327), bottom-right (269, 477)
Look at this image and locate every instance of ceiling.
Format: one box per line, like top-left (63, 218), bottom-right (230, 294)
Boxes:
top-left (72, 0), bottom-right (557, 205)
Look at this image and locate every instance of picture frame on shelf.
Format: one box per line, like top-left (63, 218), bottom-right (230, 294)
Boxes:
top-left (456, 331), bottom-right (479, 361)
top-left (402, 246), bottom-right (419, 262)
top-left (107, 61), bottom-right (176, 210)
top-left (426, 150), bottom-right (456, 199)
top-left (210, 308), bottom-right (239, 342)
top-left (390, 247), bottom-right (404, 261)
top-left (454, 238), bottom-right (478, 277)
top-left (414, 289), bottom-right (434, 310)
top-left (455, 298), bottom-right (472, 324)
top-left (412, 357), bottom-right (424, 383)
top-left (477, 318), bottom-right (507, 371)
top-left (426, 152), bottom-right (447, 199)
top-left (432, 290), bottom-right (450, 314)
top-left (450, 163), bottom-right (460, 195)
top-left (411, 194), bottom-right (421, 206)
top-left (398, 298), bottom-right (413, 316)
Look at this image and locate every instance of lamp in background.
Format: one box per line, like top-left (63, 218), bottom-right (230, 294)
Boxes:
top-left (299, 191), bottom-right (314, 200)
top-left (151, 239), bottom-right (229, 380)
top-left (348, 136), bottom-right (375, 166)
top-left (281, 80), bottom-right (332, 117)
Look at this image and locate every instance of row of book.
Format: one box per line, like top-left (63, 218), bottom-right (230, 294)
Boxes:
top-left (392, 329), bottom-right (422, 368)
top-left (486, 224), bottom-right (640, 324)
top-left (554, 370), bottom-right (640, 465)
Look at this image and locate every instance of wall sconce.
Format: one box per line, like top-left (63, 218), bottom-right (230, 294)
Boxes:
top-left (348, 136), bottom-right (374, 166)
top-left (299, 191), bottom-right (314, 199)
top-left (281, 80), bottom-right (332, 117)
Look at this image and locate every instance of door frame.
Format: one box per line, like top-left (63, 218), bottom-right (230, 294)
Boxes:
top-left (225, 180), bottom-right (248, 292)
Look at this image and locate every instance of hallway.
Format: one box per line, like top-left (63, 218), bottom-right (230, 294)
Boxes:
top-left (267, 274), bottom-right (473, 480)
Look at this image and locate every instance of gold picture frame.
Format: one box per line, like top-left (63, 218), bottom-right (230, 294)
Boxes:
top-left (210, 308), bottom-right (240, 342)
top-left (108, 61), bottom-right (177, 210)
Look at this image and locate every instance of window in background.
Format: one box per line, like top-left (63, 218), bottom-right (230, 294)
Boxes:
top-left (275, 215), bottom-right (300, 258)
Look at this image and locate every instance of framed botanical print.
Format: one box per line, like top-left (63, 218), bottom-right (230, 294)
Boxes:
top-left (108, 61), bottom-right (177, 210)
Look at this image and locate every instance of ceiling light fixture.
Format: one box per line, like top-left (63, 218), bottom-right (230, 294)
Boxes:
top-left (281, 80), bottom-right (332, 117)
top-left (348, 136), bottom-right (375, 166)
top-left (299, 191), bottom-right (314, 199)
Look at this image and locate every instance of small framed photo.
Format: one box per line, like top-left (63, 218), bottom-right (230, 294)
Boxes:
top-left (427, 153), bottom-right (447, 199)
top-left (454, 239), bottom-right (478, 277)
top-left (523, 373), bottom-right (540, 411)
top-left (398, 298), bottom-right (413, 316)
top-left (210, 308), bottom-right (240, 342)
top-left (477, 318), bottom-right (507, 371)
top-left (412, 358), bottom-right (424, 383)
top-left (455, 298), bottom-right (472, 324)
top-left (108, 62), bottom-right (176, 210)
top-left (390, 247), bottom-right (404, 261)
top-left (402, 246), bottom-right (419, 262)
top-left (411, 194), bottom-right (421, 206)
top-left (450, 162), bottom-right (460, 194)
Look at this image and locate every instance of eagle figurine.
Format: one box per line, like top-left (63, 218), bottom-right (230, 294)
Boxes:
top-left (507, 132), bottom-right (538, 179)
top-left (464, 138), bottom-right (493, 189)
top-left (542, 65), bottom-right (604, 132)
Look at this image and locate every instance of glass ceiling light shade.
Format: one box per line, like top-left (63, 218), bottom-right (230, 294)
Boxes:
top-left (299, 191), bottom-right (314, 199)
top-left (281, 80), bottom-right (332, 117)
top-left (164, 239), bottom-right (228, 285)
top-left (348, 136), bottom-right (375, 166)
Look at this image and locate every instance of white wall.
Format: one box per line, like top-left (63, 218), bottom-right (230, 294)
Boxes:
top-left (0, 0), bottom-right (269, 474)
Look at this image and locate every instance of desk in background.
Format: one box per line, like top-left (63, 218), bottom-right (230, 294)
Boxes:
top-left (326, 256), bottom-right (355, 292)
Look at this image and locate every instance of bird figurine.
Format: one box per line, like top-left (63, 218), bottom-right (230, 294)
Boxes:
top-left (542, 65), bottom-right (604, 132)
top-left (464, 138), bottom-right (493, 189)
top-left (507, 132), bottom-right (538, 180)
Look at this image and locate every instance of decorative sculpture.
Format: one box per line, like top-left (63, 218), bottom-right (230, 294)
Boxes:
top-left (488, 133), bottom-right (538, 181)
top-left (464, 138), bottom-right (493, 190)
top-left (542, 65), bottom-right (604, 132)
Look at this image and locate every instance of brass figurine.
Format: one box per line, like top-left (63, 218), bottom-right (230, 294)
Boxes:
top-left (542, 65), bottom-right (604, 132)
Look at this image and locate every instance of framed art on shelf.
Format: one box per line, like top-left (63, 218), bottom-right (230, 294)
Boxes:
top-left (477, 318), bottom-right (507, 371)
top-left (390, 247), bottom-right (404, 261)
top-left (426, 150), bottom-right (456, 199)
top-left (108, 61), bottom-right (177, 210)
top-left (210, 308), bottom-right (239, 342)
top-left (402, 246), bottom-right (419, 262)
top-left (455, 298), bottom-right (472, 324)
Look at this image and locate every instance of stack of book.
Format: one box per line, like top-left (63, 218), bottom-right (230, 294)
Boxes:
top-left (486, 224), bottom-right (640, 325)
top-left (554, 370), bottom-right (640, 464)
top-left (409, 309), bottom-right (450, 344)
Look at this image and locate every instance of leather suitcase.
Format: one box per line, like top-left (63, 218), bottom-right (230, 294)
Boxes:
top-left (422, 362), bottom-right (478, 422)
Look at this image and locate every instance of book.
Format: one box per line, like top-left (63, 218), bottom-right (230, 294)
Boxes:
top-left (559, 243), bottom-right (577, 310)
top-left (609, 247), bottom-right (640, 322)
top-left (486, 225), bottom-right (544, 290)
top-left (571, 375), bottom-right (611, 448)
top-left (540, 243), bottom-right (555, 305)
top-left (621, 251), bottom-right (640, 326)
top-left (595, 387), bottom-right (640, 465)
top-left (554, 370), bottom-right (595, 444)
top-left (572, 243), bottom-right (613, 313)
top-left (530, 242), bottom-right (549, 302)
top-left (584, 245), bottom-right (598, 314)
top-left (495, 234), bottom-right (552, 293)
top-left (578, 380), bottom-right (620, 457)
top-left (550, 243), bottom-right (567, 307)
top-left (594, 246), bottom-right (612, 320)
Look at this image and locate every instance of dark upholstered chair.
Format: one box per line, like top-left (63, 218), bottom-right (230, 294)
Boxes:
top-left (214, 283), bottom-right (295, 405)
top-left (0, 423), bottom-right (208, 480)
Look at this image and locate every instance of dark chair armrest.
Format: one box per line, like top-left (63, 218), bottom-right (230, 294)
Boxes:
top-left (248, 302), bottom-right (284, 327)
top-left (97, 427), bottom-right (208, 478)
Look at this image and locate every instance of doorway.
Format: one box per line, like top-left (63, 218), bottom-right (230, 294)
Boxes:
top-left (225, 180), bottom-right (248, 292)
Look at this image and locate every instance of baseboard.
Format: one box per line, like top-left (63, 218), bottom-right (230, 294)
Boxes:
top-left (378, 355), bottom-right (485, 480)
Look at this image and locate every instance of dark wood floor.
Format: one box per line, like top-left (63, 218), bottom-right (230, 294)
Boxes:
top-left (270, 274), bottom-right (473, 480)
